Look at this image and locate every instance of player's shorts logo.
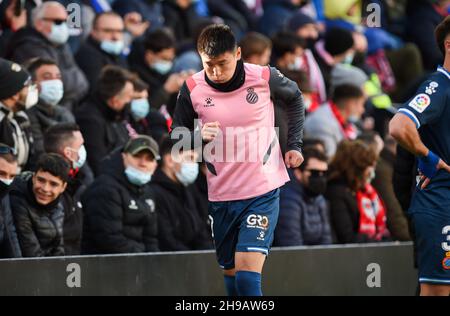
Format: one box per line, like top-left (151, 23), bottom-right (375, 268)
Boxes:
top-left (408, 93), bottom-right (431, 113)
top-left (246, 88), bottom-right (259, 104)
top-left (246, 214), bottom-right (269, 229)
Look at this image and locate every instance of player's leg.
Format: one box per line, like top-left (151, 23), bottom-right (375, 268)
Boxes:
top-left (420, 284), bottom-right (450, 296)
top-left (234, 189), bottom-right (280, 296)
top-left (234, 251), bottom-right (266, 296)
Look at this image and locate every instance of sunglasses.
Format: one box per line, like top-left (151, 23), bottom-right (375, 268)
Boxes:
top-left (0, 145), bottom-right (17, 156)
top-left (305, 169), bottom-right (327, 177)
top-left (42, 18), bottom-right (66, 25)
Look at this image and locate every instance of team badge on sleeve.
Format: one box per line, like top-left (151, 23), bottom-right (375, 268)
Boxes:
top-left (408, 94), bottom-right (431, 113)
top-left (425, 82), bottom-right (438, 95)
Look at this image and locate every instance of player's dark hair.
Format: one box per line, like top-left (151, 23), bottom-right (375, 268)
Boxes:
top-left (435, 15), bottom-right (450, 56)
top-left (197, 24), bottom-right (237, 57)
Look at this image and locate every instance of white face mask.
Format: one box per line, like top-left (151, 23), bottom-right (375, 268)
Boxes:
top-left (71, 145), bottom-right (87, 169)
top-left (175, 162), bottom-right (199, 186)
top-left (25, 84), bottom-right (39, 109)
top-left (39, 79), bottom-right (64, 106)
top-left (47, 22), bottom-right (69, 45)
top-left (151, 60), bottom-right (173, 75)
top-left (0, 178), bottom-right (13, 186)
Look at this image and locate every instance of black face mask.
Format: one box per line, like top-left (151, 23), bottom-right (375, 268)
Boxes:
top-left (304, 37), bottom-right (318, 50)
top-left (304, 174), bottom-right (327, 197)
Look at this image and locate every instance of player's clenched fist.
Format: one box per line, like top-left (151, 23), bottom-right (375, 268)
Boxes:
top-left (201, 121), bottom-right (221, 143)
top-left (285, 150), bottom-right (304, 168)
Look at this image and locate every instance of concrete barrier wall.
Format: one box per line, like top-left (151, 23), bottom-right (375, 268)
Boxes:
top-left (0, 242), bottom-right (417, 296)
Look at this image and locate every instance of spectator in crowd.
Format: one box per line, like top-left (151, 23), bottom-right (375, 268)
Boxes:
top-left (128, 28), bottom-right (188, 113)
top-left (304, 84), bottom-right (366, 159)
top-left (207, 0), bottom-right (259, 38)
top-left (258, 0), bottom-right (304, 37)
top-left (0, 58), bottom-right (36, 170)
top-left (313, 27), bottom-right (356, 94)
top-left (5, 1), bottom-right (89, 109)
top-left (112, 0), bottom-right (165, 31)
top-left (162, 0), bottom-right (203, 44)
top-left (81, 135), bottom-right (159, 254)
top-left (287, 11), bottom-right (327, 105)
top-left (271, 31), bottom-right (305, 72)
top-left (303, 137), bottom-right (326, 154)
top-left (0, 0), bottom-right (28, 55)
top-left (274, 147), bottom-right (333, 246)
top-left (75, 12), bottom-right (128, 89)
top-left (10, 153), bottom-right (69, 257)
top-left (150, 137), bottom-right (213, 251)
top-left (129, 75), bottom-right (169, 145)
top-left (326, 140), bottom-right (390, 244)
top-left (0, 144), bottom-right (22, 258)
top-left (358, 132), bottom-right (411, 241)
top-left (239, 31), bottom-right (272, 66)
top-left (192, 162), bottom-right (212, 242)
top-left (405, 0), bottom-right (449, 71)
top-left (75, 65), bottom-right (134, 175)
top-left (25, 57), bottom-right (75, 162)
top-left (44, 123), bottom-right (93, 255)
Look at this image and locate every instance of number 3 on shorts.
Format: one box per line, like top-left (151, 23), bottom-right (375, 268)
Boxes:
top-left (443, 226), bottom-right (450, 252)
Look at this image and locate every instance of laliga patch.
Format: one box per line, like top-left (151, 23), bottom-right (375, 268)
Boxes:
top-left (408, 94), bottom-right (431, 113)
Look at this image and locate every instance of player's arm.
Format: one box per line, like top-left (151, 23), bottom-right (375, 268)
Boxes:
top-left (389, 113), bottom-right (428, 156)
top-left (268, 67), bottom-right (305, 168)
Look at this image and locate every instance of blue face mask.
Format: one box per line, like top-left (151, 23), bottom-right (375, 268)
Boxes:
top-left (342, 52), bottom-right (354, 65)
top-left (131, 98), bottom-right (150, 120)
top-left (151, 60), bottom-right (173, 75)
top-left (39, 79), bottom-right (64, 106)
top-left (47, 22), bottom-right (69, 45)
top-left (125, 166), bottom-right (152, 186)
top-left (175, 162), bottom-right (199, 186)
top-left (100, 40), bottom-right (124, 56)
top-left (73, 145), bottom-right (87, 169)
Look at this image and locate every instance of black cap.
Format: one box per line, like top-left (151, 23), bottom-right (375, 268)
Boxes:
top-left (123, 135), bottom-right (160, 160)
top-left (324, 27), bottom-right (354, 56)
top-left (0, 58), bottom-right (31, 101)
top-left (287, 12), bottom-right (316, 33)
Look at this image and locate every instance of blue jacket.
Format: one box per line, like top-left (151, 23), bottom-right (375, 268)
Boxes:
top-left (274, 171), bottom-right (333, 246)
top-left (258, 0), bottom-right (297, 37)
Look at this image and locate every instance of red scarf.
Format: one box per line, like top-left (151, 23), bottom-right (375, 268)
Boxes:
top-left (356, 184), bottom-right (389, 241)
top-left (329, 102), bottom-right (357, 140)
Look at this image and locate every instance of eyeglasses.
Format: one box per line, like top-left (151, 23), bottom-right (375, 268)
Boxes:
top-left (0, 145), bottom-right (17, 156)
top-left (305, 169), bottom-right (327, 177)
top-left (42, 18), bottom-right (66, 25)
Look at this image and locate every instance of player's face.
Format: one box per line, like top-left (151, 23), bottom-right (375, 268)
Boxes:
top-left (200, 47), bottom-right (242, 84)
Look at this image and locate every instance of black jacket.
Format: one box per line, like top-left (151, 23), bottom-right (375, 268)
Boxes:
top-left (60, 165), bottom-right (94, 256)
top-left (130, 108), bottom-right (169, 145)
top-left (10, 174), bottom-right (65, 257)
top-left (150, 168), bottom-right (213, 251)
top-left (162, 0), bottom-right (201, 43)
top-left (5, 27), bottom-right (89, 109)
top-left (325, 178), bottom-right (378, 244)
top-left (0, 193), bottom-right (22, 258)
top-left (75, 94), bottom-right (131, 175)
top-left (75, 36), bottom-right (128, 89)
top-left (274, 171), bottom-right (332, 246)
top-left (392, 145), bottom-right (417, 213)
top-left (26, 101), bottom-right (75, 166)
top-left (81, 150), bottom-right (159, 254)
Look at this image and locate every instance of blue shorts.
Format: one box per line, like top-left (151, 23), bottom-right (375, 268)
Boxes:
top-left (208, 189), bottom-right (280, 270)
top-left (412, 211), bottom-right (450, 285)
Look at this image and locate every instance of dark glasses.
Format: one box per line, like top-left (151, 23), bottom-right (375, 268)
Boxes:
top-left (0, 146), bottom-right (17, 156)
top-left (42, 18), bottom-right (66, 25)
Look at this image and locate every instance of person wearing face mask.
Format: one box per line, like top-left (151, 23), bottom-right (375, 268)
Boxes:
top-left (271, 31), bottom-right (305, 72)
top-left (5, 1), bottom-right (89, 110)
top-left (325, 140), bottom-right (390, 244)
top-left (24, 58), bottom-right (75, 164)
top-left (76, 12), bottom-right (129, 89)
top-left (150, 137), bottom-right (214, 251)
top-left (10, 153), bottom-right (69, 257)
top-left (129, 75), bottom-right (169, 144)
top-left (128, 28), bottom-right (189, 113)
top-left (44, 123), bottom-right (94, 255)
top-left (81, 135), bottom-right (159, 254)
top-left (75, 65), bottom-right (136, 175)
top-left (0, 144), bottom-right (22, 258)
top-left (274, 147), bottom-right (332, 247)
top-left (305, 84), bottom-right (366, 159)
top-left (0, 58), bottom-right (36, 171)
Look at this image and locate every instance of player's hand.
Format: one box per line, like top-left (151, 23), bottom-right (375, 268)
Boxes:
top-left (201, 121), bottom-right (221, 143)
top-left (285, 150), bottom-right (304, 168)
top-left (420, 159), bottom-right (450, 189)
